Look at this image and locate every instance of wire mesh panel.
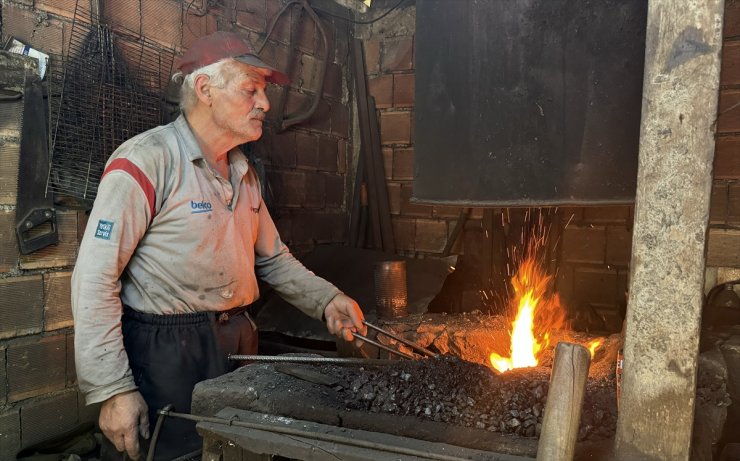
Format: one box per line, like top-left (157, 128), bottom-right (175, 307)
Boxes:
top-left (47, 0), bottom-right (174, 203)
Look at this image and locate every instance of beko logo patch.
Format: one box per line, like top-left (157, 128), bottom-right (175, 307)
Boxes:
top-left (190, 200), bottom-right (213, 213)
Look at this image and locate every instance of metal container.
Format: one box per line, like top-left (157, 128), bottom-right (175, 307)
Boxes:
top-left (374, 261), bottom-right (408, 319)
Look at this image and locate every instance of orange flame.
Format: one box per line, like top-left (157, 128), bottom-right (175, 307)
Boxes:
top-left (587, 339), bottom-right (602, 358)
top-left (489, 257), bottom-right (568, 373)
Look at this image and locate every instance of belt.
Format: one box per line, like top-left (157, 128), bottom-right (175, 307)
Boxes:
top-left (216, 304), bottom-right (251, 324)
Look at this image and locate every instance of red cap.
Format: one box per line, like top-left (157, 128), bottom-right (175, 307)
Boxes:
top-left (175, 31), bottom-right (289, 85)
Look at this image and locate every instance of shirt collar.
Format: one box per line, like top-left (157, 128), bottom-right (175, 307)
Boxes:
top-left (173, 114), bottom-right (204, 162)
top-left (173, 114), bottom-right (251, 178)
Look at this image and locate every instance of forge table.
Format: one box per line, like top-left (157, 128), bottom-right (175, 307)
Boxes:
top-left (197, 408), bottom-right (534, 461)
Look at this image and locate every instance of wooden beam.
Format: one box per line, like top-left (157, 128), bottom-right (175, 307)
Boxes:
top-left (614, 1), bottom-right (725, 459)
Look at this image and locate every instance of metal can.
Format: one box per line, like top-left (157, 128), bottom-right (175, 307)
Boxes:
top-left (374, 261), bottom-right (408, 319)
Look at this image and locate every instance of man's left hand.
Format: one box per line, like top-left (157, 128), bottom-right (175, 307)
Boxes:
top-left (324, 293), bottom-right (367, 344)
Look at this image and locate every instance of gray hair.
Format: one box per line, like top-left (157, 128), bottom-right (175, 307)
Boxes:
top-left (171, 58), bottom-right (236, 113)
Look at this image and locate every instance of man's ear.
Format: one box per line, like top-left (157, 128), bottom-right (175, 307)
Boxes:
top-left (194, 74), bottom-right (212, 106)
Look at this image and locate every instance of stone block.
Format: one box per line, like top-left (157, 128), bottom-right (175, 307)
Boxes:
top-left (304, 172), bottom-right (326, 208)
top-left (308, 98), bottom-right (332, 134)
top-left (296, 11), bottom-right (316, 54)
top-left (7, 334), bottom-right (66, 402)
top-left (183, 9), bottom-right (217, 48)
top-left (368, 74), bottom-right (393, 109)
top-left (330, 102), bottom-right (350, 138)
top-left (380, 111), bottom-right (412, 145)
top-left (269, 170), bottom-right (306, 208)
top-left (714, 136), bottom-right (740, 179)
top-left (323, 62), bottom-right (343, 100)
top-left (393, 73), bottom-right (415, 108)
top-left (35, 0), bottom-right (77, 20)
top-left (20, 389), bottom-right (78, 449)
top-left (726, 0), bottom-right (740, 37)
top-left (387, 182), bottom-right (401, 215)
top-left (432, 206), bottom-right (462, 220)
top-left (392, 147), bottom-right (414, 180)
top-left (0, 211), bottom-right (19, 273)
top-left (289, 212), bottom-right (315, 245)
top-left (66, 333), bottom-right (76, 387)
top-left (728, 182), bottom-right (740, 225)
top-left (382, 147), bottom-right (393, 179)
top-left (392, 217), bottom-right (415, 251)
top-left (271, 131), bottom-right (297, 167)
top-left (721, 41), bottom-right (740, 86)
top-left (711, 181), bottom-right (729, 224)
top-left (363, 39), bottom-right (381, 75)
top-left (318, 136), bottom-right (339, 172)
top-left (0, 346), bottom-right (5, 405)
top-left (605, 227), bottom-right (633, 267)
top-left (235, 0), bottom-right (266, 32)
top-left (707, 229), bottom-right (740, 267)
top-left (0, 140), bottom-right (20, 206)
top-left (0, 410), bottom-right (20, 461)
top-left (381, 37), bottom-right (413, 72)
top-left (572, 267), bottom-right (619, 308)
top-left (324, 174), bottom-right (344, 208)
top-left (400, 184), bottom-right (431, 217)
top-left (19, 210), bottom-right (78, 270)
top-left (561, 226), bottom-right (606, 264)
top-left (415, 219), bottom-right (447, 253)
top-left (583, 206), bottom-right (631, 224)
top-left (44, 271), bottom-right (73, 331)
top-left (295, 132), bottom-right (319, 170)
top-left (141, 0), bottom-right (182, 49)
top-left (338, 140), bottom-right (348, 174)
top-left (102, 0), bottom-right (141, 34)
top-left (718, 89), bottom-right (740, 134)
top-left (0, 275), bottom-right (44, 340)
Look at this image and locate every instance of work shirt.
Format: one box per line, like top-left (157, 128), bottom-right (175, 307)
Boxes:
top-left (72, 115), bottom-right (340, 404)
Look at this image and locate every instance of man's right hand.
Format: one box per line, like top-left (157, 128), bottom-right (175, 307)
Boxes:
top-left (99, 390), bottom-right (150, 460)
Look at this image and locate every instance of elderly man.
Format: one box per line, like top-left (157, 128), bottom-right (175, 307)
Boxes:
top-left (71, 31), bottom-right (366, 460)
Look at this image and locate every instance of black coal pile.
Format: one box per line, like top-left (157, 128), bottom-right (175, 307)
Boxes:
top-left (319, 356), bottom-right (618, 441)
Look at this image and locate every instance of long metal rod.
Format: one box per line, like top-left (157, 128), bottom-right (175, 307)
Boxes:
top-left (364, 321), bottom-right (437, 358)
top-left (353, 332), bottom-right (416, 359)
top-left (228, 355), bottom-right (404, 365)
top-left (158, 409), bottom-right (487, 461)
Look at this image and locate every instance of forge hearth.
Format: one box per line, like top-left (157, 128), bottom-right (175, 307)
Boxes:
top-left (192, 313), bottom-right (623, 458)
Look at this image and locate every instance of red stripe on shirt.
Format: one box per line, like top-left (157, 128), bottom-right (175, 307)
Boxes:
top-left (102, 158), bottom-right (156, 222)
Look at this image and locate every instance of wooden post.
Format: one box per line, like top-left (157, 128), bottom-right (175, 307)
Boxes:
top-left (615, 1), bottom-right (725, 460)
top-left (536, 342), bottom-right (591, 461)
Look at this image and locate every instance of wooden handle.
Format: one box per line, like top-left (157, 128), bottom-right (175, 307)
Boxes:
top-left (536, 341), bottom-right (591, 461)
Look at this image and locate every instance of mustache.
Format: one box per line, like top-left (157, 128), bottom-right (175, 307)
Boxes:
top-left (250, 109), bottom-right (266, 121)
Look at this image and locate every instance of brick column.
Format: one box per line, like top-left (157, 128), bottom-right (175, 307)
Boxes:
top-left (614, 1), bottom-right (725, 459)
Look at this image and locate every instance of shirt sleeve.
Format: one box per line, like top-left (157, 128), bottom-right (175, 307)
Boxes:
top-left (71, 156), bottom-right (155, 405)
top-left (253, 200), bottom-right (341, 320)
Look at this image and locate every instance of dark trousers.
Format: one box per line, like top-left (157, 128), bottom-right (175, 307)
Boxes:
top-left (101, 306), bottom-right (257, 461)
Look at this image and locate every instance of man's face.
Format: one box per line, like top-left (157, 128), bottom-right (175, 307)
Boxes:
top-left (210, 63), bottom-right (271, 143)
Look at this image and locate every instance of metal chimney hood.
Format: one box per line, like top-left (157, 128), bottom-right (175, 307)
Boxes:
top-left (413, 0), bottom-right (647, 206)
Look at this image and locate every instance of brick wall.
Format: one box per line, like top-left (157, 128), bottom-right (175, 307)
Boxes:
top-left (711, 0), bottom-right (740, 279)
top-left (358, 2), bottom-right (740, 332)
top-left (0, 0), bottom-right (353, 457)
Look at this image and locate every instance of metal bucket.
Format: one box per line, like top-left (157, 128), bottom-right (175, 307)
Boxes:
top-left (374, 261), bottom-right (408, 319)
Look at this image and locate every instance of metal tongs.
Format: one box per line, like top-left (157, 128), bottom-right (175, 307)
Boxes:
top-left (353, 321), bottom-right (437, 360)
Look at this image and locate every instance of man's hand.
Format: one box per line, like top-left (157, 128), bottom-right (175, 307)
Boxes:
top-left (324, 293), bottom-right (367, 344)
top-left (99, 390), bottom-right (149, 460)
